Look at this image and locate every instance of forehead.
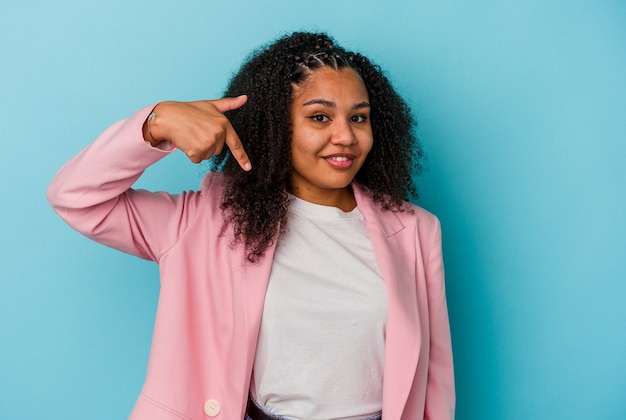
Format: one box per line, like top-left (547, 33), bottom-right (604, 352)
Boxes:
top-left (291, 67), bottom-right (369, 103)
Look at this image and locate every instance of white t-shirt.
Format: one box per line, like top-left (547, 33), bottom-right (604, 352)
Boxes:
top-left (251, 196), bottom-right (387, 420)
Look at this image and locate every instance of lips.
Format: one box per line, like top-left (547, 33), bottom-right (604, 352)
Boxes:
top-left (323, 154), bottom-right (355, 169)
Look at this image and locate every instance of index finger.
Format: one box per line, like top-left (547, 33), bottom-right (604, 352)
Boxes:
top-left (224, 127), bottom-right (252, 171)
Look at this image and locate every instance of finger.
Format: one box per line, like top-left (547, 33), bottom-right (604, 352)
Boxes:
top-left (202, 144), bottom-right (218, 162)
top-left (214, 140), bottom-right (224, 156)
top-left (210, 95), bottom-right (248, 113)
top-left (224, 129), bottom-right (252, 171)
top-left (186, 150), bottom-right (203, 164)
top-left (187, 143), bottom-right (216, 164)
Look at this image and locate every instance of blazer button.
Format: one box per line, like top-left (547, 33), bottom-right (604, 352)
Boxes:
top-left (204, 399), bottom-right (221, 417)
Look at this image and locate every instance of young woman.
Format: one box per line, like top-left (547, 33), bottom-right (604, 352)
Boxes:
top-left (47, 32), bottom-right (455, 420)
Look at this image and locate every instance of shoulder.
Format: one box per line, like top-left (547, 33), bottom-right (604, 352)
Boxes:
top-left (396, 200), bottom-right (438, 222)
top-left (391, 202), bottom-right (442, 254)
top-left (189, 172), bottom-right (227, 219)
top-left (353, 183), bottom-right (440, 233)
top-left (200, 172), bottom-right (227, 195)
top-left (402, 203), bottom-right (442, 254)
top-left (401, 202), bottom-right (441, 232)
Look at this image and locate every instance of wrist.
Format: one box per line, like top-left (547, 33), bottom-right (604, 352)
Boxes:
top-left (143, 102), bottom-right (167, 146)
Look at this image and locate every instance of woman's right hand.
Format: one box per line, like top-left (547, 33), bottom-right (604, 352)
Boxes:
top-left (143, 96), bottom-right (251, 171)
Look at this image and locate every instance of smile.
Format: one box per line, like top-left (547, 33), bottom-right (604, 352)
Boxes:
top-left (324, 154), bottom-right (355, 169)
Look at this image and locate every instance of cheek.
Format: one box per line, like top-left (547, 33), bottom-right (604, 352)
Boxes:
top-left (362, 133), bottom-right (374, 157)
top-left (291, 132), bottom-right (321, 159)
top-left (289, 137), bottom-right (312, 168)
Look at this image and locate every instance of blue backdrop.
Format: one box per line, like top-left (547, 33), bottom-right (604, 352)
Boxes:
top-left (1, 1), bottom-right (624, 419)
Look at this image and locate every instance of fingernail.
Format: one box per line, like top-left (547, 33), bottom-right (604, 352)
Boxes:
top-left (243, 162), bottom-right (252, 171)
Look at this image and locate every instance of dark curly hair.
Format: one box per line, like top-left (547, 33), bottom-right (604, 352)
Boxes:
top-left (209, 31), bottom-right (423, 262)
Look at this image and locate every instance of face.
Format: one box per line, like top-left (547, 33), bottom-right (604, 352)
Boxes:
top-left (289, 67), bottom-right (373, 209)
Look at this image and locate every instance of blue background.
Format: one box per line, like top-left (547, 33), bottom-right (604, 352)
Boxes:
top-left (1, 1), bottom-right (624, 419)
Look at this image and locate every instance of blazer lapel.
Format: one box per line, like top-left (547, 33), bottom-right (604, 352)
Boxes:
top-left (234, 240), bottom-right (277, 412)
top-left (354, 185), bottom-right (421, 420)
top-left (241, 243), bottom-right (277, 353)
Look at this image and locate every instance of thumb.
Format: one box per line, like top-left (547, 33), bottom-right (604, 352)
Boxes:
top-left (211, 95), bottom-right (248, 113)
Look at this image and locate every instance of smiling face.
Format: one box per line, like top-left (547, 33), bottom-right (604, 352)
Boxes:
top-left (289, 67), bottom-right (373, 210)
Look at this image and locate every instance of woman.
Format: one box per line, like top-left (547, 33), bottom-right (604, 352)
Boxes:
top-left (47, 32), bottom-right (455, 420)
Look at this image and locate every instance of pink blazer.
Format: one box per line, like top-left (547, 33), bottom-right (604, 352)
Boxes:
top-left (47, 107), bottom-right (455, 420)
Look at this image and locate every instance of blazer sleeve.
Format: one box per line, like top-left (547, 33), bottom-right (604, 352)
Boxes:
top-left (46, 106), bottom-right (204, 262)
top-left (423, 215), bottom-right (456, 419)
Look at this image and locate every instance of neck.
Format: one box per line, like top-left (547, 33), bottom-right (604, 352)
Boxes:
top-left (290, 186), bottom-right (357, 212)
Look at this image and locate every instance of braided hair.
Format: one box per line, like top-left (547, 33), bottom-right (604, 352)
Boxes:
top-left (210, 32), bottom-right (422, 262)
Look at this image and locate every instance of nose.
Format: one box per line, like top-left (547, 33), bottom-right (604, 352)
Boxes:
top-left (330, 119), bottom-right (357, 146)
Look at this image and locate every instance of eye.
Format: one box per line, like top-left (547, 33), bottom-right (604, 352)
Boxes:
top-left (309, 114), bottom-right (330, 123)
top-left (351, 114), bottom-right (368, 123)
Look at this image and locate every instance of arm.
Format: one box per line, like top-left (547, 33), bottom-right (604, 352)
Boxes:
top-left (47, 106), bottom-right (188, 261)
top-left (423, 216), bottom-right (456, 419)
top-left (47, 97), bottom-right (251, 261)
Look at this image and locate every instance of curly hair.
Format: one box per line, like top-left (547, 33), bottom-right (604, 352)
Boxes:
top-left (209, 31), bottom-right (423, 262)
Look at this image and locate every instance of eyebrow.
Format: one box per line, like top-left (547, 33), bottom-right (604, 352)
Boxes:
top-left (302, 99), bottom-right (371, 110)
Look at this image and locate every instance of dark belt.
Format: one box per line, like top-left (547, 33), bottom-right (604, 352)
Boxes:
top-left (246, 395), bottom-right (383, 420)
top-left (246, 395), bottom-right (282, 420)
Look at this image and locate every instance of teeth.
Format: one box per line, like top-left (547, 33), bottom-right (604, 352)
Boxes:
top-left (329, 156), bottom-right (350, 161)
